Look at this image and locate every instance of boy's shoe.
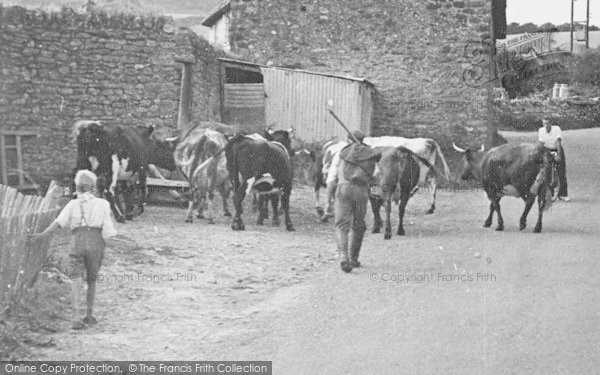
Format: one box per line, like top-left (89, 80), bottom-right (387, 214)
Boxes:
top-left (559, 196), bottom-right (571, 202)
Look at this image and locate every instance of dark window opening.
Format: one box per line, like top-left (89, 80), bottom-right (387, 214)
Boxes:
top-left (1, 131), bottom-right (37, 190)
top-left (5, 135), bottom-right (16, 146)
top-left (225, 67), bottom-right (263, 84)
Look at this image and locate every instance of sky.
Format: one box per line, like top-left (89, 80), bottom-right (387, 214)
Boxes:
top-left (507, 0), bottom-right (600, 26)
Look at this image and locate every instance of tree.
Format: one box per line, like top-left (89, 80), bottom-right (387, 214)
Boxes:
top-left (518, 22), bottom-right (538, 33)
top-left (507, 22), bottom-right (521, 35)
top-left (538, 22), bottom-right (558, 32)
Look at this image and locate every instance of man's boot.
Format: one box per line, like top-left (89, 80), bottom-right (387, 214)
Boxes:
top-left (336, 229), bottom-right (352, 273)
top-left (349, 230), bottom-right (365, 268)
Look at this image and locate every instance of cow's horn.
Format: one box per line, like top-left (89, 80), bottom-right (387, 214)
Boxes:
top-left (165, 136), bottom-right (178, 142)
top-left (452, 142), bottom-right (467, 153)
top-left (479, 144), bottom-right (485, 152)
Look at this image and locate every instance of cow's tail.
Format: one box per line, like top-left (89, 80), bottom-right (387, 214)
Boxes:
top-left (430, 140), bottom-right (451, 183)
top-left (542, 186), bottom-right (553, 211)
top-left (223, 134), bottom-right (243, 188)
top-left (397, 146), bottom-right (445, 180)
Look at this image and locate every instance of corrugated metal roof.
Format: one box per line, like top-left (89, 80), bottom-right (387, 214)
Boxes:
top-left (218, 57), bottom-right (374, 86)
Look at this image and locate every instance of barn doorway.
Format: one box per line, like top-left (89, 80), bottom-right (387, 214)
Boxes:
top-left (219, 58), bottom-right (266, 132)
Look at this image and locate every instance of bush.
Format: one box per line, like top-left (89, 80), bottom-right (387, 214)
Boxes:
top-left (569, 47), bottom-right (600, 86)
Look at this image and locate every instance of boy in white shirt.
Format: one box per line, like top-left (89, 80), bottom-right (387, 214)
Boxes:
top-left (29, 170), bottom-right (117, 329)
top-left (538, 117), bottom-right (569, 201)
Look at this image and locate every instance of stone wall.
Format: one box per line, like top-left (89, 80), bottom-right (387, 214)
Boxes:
top-left (0, 5), bottom-right (222, 182)
top-left (494, 97), bottom-right (600, 131)
top-left (228, 0), bottom-right (494, 147)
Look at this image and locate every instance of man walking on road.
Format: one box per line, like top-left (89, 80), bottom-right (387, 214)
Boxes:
top-left (333, 131), bottom-right (381, 273)
top-left (538, 117), bottom-right (570, 201)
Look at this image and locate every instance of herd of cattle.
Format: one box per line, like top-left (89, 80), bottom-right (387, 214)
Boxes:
top-left (72, 120), bottom-right (556, 236)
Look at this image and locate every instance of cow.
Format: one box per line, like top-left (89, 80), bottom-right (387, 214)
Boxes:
top-left (369, 146), bottom-right (441, 238)
top-left (173, 126), bottom-right (231, 223)
top-left (225, 133), bottom-right (295, 231)
top-left (73, 121), bottom-right (156, 223)
top-left (453, 142), bottom-right (553, 233)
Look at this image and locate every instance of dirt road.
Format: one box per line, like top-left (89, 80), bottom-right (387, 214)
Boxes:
top-left (34, 129), bottom-right (600, 374)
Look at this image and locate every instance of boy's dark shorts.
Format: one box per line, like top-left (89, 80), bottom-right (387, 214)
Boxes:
top-left (63, 227), bottom-right (105, 282)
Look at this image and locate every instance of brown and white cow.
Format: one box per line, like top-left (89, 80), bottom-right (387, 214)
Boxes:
top-left (453, 142), bottom-right (553, 232)
top-left (174, 126), bottom-right (231, 223)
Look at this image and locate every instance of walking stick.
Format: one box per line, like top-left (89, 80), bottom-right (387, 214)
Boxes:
top-left (325, 100), bottom-right (361, 143)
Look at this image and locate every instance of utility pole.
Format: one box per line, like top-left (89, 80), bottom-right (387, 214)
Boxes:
top-left (586, 0), bottom-right (590, 49)
top-left (488, 0), bottom-right (498, 146)
top-left (570, 0), bottom-right (574, 53)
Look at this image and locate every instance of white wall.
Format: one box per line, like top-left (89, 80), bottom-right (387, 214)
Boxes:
top-left (209, 11), bottom-right (230, 51)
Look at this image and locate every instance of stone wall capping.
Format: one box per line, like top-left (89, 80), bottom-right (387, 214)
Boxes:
top-left (1, 5), bottom-right (172, 32)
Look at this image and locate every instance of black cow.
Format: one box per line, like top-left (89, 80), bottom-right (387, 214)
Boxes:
top-left (453, 142), bottom-right (553, 232)
top-left (225, 134), bottom-right (295, 231)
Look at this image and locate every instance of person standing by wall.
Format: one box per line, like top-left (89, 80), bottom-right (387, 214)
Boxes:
top-left (28, 170), bottom-right (117, 329)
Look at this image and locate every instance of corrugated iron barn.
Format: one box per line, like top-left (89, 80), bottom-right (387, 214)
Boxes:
top-left (219, 58), bottom-right (375, 142)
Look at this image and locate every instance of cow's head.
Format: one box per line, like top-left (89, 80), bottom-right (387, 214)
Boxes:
top-left (74, 120), bottom-right (111, 171)
top-left (143, 126), bottom-right (179, 171)
top-left (452, 142), bottom-right (485, 181)
top-left (265, 127), bottom-right (294, 156)
top-left (295, 148), bottom-right (316, 162)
